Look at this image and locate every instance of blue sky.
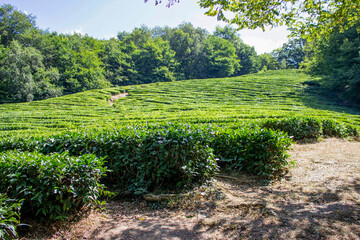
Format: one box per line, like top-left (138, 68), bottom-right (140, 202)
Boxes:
top-left (3, 0), bottom-right (290, 54)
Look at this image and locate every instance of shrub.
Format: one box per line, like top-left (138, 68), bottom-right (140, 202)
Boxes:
top-left (0, 151), bottom-right (108, 221)
top-left (0, 124), bottom-right (295, 190)
top-left (263, 117), bottom-right (322, 140)
top-left (118, 127), bottom-right (218, 194)
top-left (0, 126), bottom-right (218, 194)
top-left (211, 128), bottom-right (293, 178)
top-left (321, 119), bottom-right (359, 138)
top-left (0, 193), bottom-right (22, 240)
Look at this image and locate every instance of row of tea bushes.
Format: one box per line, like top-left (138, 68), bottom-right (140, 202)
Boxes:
top-left (262, 117), bottom-right (359, 140)
top-left (0, 126), bottom-right (219, 194)
top-left (0, 124), bottom-right (294, 192)
top-left (210, 128), bottom-right (293, 178)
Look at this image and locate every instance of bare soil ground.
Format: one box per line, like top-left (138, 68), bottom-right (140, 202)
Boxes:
top-left (20, 138), bottom-right (360, 240)
top-left (109, 93), bottom-right (128, 106)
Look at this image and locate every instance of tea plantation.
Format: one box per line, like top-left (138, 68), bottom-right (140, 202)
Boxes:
top-left (1, 69), bottom-right (359, 137)
top-left (1, 69), bottom-right (359, 238)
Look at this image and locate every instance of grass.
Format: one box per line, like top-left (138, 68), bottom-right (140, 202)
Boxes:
top-left (0, 69), bottom-right (359, 138)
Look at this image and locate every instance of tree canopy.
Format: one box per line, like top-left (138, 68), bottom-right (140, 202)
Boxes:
top-left (154, 0), bottom-right (359, 39)
top-left (202, 0), bottom-right (360, 38)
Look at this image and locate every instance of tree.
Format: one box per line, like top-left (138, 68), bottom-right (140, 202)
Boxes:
top-left (203, 36), bottom-right (240, 78)
top-left (198, 0), bottom-right (360, 39)
top-left (257, 53), bottom-right (280, 71)
top-left (154, 0), bottom-right (359, 39)
top-left (0, 4), bottom-right (36, 46)
top-left (272, 38), bottom-right (306, 69)
top-left (122, 26), bottom-right (152, 48)
top-left (99, 39), bottom-right (132, 86)
top-left (304, 23), bottom-right (360, 106)
top-left (0, 40), bottom-right (62, 102)
top-left (169, 29), bottom-right (194, 79)
top-left (214, 26), bottom-right (258, 75)
top-left (175, 23), bottom-right (209, 79)
top-left (130, 36), bottom-right (177, 84)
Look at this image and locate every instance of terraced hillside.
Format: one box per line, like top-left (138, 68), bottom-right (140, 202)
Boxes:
top-left (1, 69), bottom-right (359, 137)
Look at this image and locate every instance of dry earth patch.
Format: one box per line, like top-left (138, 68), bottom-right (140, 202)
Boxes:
top-left (109, 93), bottom-right (128, 106)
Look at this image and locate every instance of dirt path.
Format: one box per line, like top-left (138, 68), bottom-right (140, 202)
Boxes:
top-left (109, 93), bottom-right (128, 106)
top-left (21, 138), bottom-right (360, 240)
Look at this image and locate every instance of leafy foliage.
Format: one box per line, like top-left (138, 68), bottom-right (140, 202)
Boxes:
top-left (321, 119), bottom-right (359, 138)
top-left (0, 70), bottom-right (359, 138)
top-left (0, 123), bottom-right (297, 185)
top-left (0, 40), bottom-right (63, 102)
top-left (263, 117), bottom-right (322, 140)
top-left (211, 127), bottom-right (293, 178)
top-left (203, 36), bottom-right (240, 78)
top-left (304, 22), bottom-right (360, 107)
top-left (214, 25), bottom-right (258, 75)
top-left (0, 193), bottom-right (22, 240)
top-left (0, 151), bottom-right (108, 221)
top-left (198, 0), bottom-right (360, 40)
top-left (0, 4), bottom-right (36, 46)
top-left (0, 126), bottom-right (218, 193)
top-left (272, 38), bottom-right (306, 69)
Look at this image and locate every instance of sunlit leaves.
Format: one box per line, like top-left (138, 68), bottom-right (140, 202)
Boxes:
top-left (198, 0), bottom-right (360, 40)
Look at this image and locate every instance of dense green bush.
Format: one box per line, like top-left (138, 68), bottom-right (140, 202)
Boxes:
top-left (0, 123), bottom-right (296, 184)
top-left (263, 117), bottom-right (322, 140)
top-left (0, 193), bottom-right (22, 240)
top-left (0, 126), bottom-right (218, 194)
top-left (321, 119), bottom-right (359, 138)
top-left (4, 116), bottom-right (355, 190)
top-left (211, 128), bottom-right (293, 178)
top-left (0, 151), bottom-right (108, 221)
top-left (261, 117), bottom-right (359, 140)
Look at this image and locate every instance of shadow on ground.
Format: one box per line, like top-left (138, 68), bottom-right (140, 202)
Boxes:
top-left (299, 82), bottom-right (360, 116)
top-left (86, 177), bottom-right (360, 240)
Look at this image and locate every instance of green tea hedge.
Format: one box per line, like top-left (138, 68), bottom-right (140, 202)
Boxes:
top-left (262, 117), bottom-right (358, 140)
top-left (0, 123), bottom-right (296, 187)
top-left (210, 128), bottom-right (293, 178)
top-left (321, 119), bottom-right (359, 138)
top-left (0, 126), bottom-right (218, 193)
top-left (263, 117), bottom-right (322, 140)
top-left (0, 151), bottom-right (107, 221)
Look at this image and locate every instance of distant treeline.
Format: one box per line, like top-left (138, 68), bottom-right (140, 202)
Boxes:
top-left (0, 4), bottom-right (304, 103)
top-left (0, 4), bottom-right (359, 107)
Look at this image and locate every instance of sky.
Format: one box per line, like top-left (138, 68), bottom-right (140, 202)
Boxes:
top-left (2, 0), bottom-right (290, 54)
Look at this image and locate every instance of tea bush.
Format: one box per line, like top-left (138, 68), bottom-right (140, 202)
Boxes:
top-left (211, 128), bottom-right (293, 178)
top-left (0, 126), bottom-right (218, 194)
top-left (261, 117), bottom-right (359, 140)
top-left (122, 127), bottom-right (218, 194)
top-left (0, 151), bottom-right (108, 221)
top-left (321, 119), bottom-right (359, 138)
top-left (263, 117), bottom-right (322, 140)
top-left (0, 123), bottom-right (296, 184)
top-left (0, 193), bottom-right (22, 240)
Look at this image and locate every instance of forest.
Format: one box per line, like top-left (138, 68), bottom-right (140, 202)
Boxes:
top-left (1, 4), bottom-right (303, 103)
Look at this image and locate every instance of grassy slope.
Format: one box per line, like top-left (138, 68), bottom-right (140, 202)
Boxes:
top-left (1, 69), bottom-right (359, 137)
